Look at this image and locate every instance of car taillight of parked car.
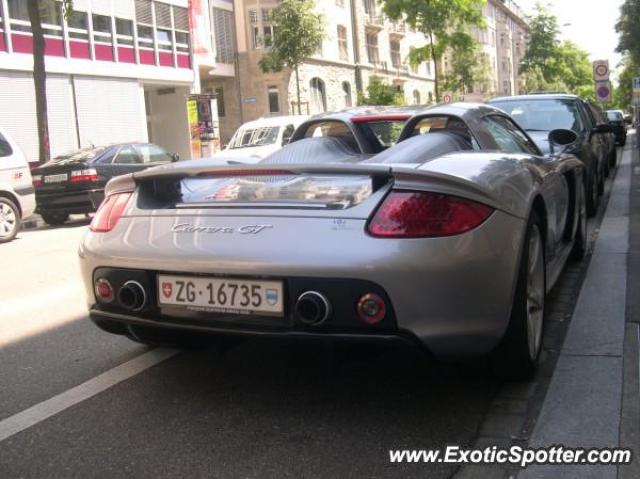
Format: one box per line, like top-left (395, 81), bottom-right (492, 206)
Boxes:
top-left (367, 191), bottom-right (494, 238)
top-left (70, 168), bottom-right (99, 183)
top-left (32, 175), bottom-right (43, 187)
top-left (89, 192), bottom-right (132, 233)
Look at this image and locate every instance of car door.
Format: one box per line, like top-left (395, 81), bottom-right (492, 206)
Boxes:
top-left (580, 102), bottom-right (607, 177)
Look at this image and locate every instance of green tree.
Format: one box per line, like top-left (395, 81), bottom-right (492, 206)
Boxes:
top-left (380, 0), bottom-right (486, 100)
top-left (357, 79), bottom-right (404, 106)
top-left (442, 38), bottom-right (490, 96)
top-left (613, 56), bottom-right (638, 110)
top-left (258, 0), bottom-right (324, 115)
top-left (616, 0), bottom-right (640, 65)
top-left (519, 3), bottom-right (560, 83)
top-left (27, 0), bottom-right (73, 164)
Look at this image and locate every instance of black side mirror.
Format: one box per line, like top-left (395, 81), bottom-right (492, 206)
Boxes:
top-left (172, 153), bottom-right (180, 162)
top-left (548, 128), bottom-right (578, 156)
top-left (593, 123), bottom-right (613, 134)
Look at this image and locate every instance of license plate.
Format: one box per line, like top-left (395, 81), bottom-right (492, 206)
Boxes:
top-left (157, 275), bottom-right (284, 316)
top-left (44, 174), bottom-right (68, 183)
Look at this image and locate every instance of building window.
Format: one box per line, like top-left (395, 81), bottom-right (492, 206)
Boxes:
top-left (366, 33), bottom-right (379, 64)
top-left (413, 90), bottom-right (421, 105)
top-left (8, 0), bottom-right (62, 36)
top-left (268, 87), bottom-right (280, 114)
top-left (250, 8), bottom-right (275, 49)
top-left (310, 78), bottom-right (327, 113)
top-left (116, 18), bottom-right (134, 46)
top-left (503, 80), bottom-right (511, 94)
top-left (214, 8), bottom-right (235, 64)
top-left (428, 92), bottom-right (433, 104)
top-left (67, 11), bottom-right (88, 40)
top-left (156, 28), bottom-right (172, 50)
top-left (337, 25), bottom-right (348, 61)
top-left (92, 14), bottom-right (112, 43)
top-left (363, 0), bottom-right (375, 15)
top-left (215, 87), bottom-right (226, 117)
top-left (342, 81), bottom-right (352, 107)
top-left (390, 39), bottom-right (401, 68)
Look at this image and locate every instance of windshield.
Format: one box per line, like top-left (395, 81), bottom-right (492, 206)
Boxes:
top-left (490, 99), bottom-right (584, 132)
top-left (228, 127), bottom-right (280, 149)
top-left (360, 121), bottom-right (406, 148)
top-left (606, 111), bottom-right (623, 121)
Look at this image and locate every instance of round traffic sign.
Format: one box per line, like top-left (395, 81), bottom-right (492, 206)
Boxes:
top-left (596, 85), bottom-right (610, 100)
top-left (595, 64), bottom-right (608, 77)
top-left (443, 94), bottom-right (452, 103)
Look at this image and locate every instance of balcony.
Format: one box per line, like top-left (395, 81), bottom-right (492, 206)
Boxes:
top-left (388, 22), bottom-right (406, 37)
top-left (365, 13), bottom-right (384, 30)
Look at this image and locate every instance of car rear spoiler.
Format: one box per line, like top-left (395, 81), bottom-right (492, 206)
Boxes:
top-left (104, 162), bottom-right (501, 212)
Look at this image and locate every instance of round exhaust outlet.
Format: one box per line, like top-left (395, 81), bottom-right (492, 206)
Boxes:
top-left (118, 281), bottom-right (147, 312)
top-left (295, 291), bottom-right (331, 325)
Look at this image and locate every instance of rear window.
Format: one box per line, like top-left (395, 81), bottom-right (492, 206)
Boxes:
top-left (228, 127), bottom-right (280, 149)
top-left (175, 174), bottom-right (373, 210)
top-left (0, 132), bottom-right (12, 157)
top-left (51, 146), bottom-right (106, 164)
top-left (489, 99), bottom-right (584, 132)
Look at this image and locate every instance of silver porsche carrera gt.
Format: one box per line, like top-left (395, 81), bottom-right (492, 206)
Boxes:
top-left (79, 103), bottom-right (587, 379)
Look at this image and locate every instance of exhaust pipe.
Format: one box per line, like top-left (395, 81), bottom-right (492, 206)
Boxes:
top-left (295, 291), bottom-right (331, 325)
top-left (118, 281), bottom-right (147, 311)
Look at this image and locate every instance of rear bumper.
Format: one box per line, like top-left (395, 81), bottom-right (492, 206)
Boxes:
top-left (79, 210), bottom-right (527, 360)
top-left (36, 189), bottom-right (104, 214)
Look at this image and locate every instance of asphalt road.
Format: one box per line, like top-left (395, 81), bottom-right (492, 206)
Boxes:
top-left (0, 147), bottom-right (622, 478)
top-left (0, 219), bottom-right (497, 479)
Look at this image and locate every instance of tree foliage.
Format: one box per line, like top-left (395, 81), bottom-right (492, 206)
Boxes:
top-left (357, 79), bottom-right (404, 106)
top-left (616, 0), bottom-right (640, 65)
top-left (613, 56), bottom-right (637, 110)
top-left (258, 0), bottom-right (324, 114)
top-left (381, 0), bottom-right (486, 99)
top-left (442, 38), bottom-right (491, 95)
top-left (520, 5), bottom-right (594, 98)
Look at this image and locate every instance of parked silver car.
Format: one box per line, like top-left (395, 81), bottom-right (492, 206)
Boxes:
top-left (79, 104), bottom-right (586, 379)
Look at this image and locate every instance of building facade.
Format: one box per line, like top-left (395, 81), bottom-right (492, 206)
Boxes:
top-left (201, 0), bottom-right (437, 145)
top-left (0, 0), bottom-right (196, 162)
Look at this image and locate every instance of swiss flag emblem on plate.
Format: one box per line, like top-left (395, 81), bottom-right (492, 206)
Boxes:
top-left (161, 282), bottom-right (173, 298)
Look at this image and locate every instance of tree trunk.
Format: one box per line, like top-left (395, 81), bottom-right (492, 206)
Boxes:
top-left (295, 65), bottom-right (301, 115)
top-left (430, 34), bottom-right (439, 101)
top-left (27, 0), bottom-right (50, 164)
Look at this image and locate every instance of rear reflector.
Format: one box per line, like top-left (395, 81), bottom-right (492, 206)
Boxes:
top-left (368, 191), bottom-right (493, 238)
top-left (356, 293), bottom-right (386, 324)
top-left (89, 192), bottom-right (132, 233)
top-left (94, 278), bottom-right (114, 303)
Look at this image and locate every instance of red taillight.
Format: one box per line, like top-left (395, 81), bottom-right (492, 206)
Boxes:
top-left (368, 191), bottom-right (493, 238)
top-left (94, 278), bottom-right (114, 303)
top-left (89, 192), bottom-right (132, 233)
top-left (356, 293), bottom-right (386, 324)
top-left (32, 175), bottom-right (43, 187)
top-left (198, 169), bottom-right (294, 177)
top-left (70, 168), bottom-right (99, 183)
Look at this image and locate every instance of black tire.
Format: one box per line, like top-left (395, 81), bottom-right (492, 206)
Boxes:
top-left (571, 184), bottom-right (588, 261)
top-left (610, 148), bottom-right (618, 168)
top-left (41, 212), bottom-right (69, 226)
top-left (620, 138), bottom-right (626, 147)
top-left (597, 170), bottom-right (605, 195)
top-left (490, 212), bottom-right (545, 381)
top-left (0, 197), bottom-right (21, 243)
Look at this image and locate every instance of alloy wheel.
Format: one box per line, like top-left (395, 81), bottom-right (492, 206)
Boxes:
top-left (0, 201), bottom-right (18, 239)
top-left (526, 225), bottom-right (545, 360)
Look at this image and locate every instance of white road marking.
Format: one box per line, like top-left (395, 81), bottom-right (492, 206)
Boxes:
top-left (0, 348), bottom-right (179, 443)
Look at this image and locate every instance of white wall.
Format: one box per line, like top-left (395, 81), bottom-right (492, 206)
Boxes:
top-left (146, 86), bottom-right (191, 160)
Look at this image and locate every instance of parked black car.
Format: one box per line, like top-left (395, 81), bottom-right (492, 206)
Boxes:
top-left (605, 110), bottom-right (627, 146)
top-left (488, 94), bottom-right (612, 216)
top-left (32, 143), bottom-right (177, 225)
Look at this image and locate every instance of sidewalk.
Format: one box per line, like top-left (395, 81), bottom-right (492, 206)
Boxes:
top-left (519, 133), bottom-right (639, 479)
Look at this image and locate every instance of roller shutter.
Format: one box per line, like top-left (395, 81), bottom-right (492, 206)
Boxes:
top-left (73, 76), bottom-right (147, 147)
top-left (0, 71), bottom-right (77, 162)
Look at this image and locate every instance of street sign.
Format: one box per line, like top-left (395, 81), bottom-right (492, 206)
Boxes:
top-left (442, 92), bottom-right (453, 103)
top-left (593, 60), bottom-right (610, 81)
top-left (595, 81), bottom-right (612, 103)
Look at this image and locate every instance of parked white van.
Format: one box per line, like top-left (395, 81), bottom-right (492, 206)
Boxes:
top-left (214, 115), bottom-right (309, 162)
top-left (0, 128), bottom-right (35, 243)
